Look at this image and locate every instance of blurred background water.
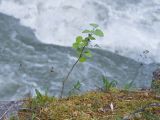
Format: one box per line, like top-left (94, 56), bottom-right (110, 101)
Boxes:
top-left (0, 0), bottom-right (160, 100)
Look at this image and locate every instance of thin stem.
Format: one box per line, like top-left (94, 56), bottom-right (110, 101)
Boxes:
top-left (60, 46), bottom-right (86, 98)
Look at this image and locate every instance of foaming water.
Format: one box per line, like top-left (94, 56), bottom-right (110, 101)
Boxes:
top-left (0, 11), bottom-right (159, 100)
top-left (0, 0), bottom-right (160, 63)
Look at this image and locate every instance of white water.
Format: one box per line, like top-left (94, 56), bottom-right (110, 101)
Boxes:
top-left (0, 0), bottom-right (160, 63)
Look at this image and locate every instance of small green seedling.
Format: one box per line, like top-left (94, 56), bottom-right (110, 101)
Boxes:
top-left (32, 89), bottom-right (44, 107)
top-left (31, 89), bottom-right (49, 108)
top-left (73, 81), bottom-right (81, 90)
top-left (123, 80), bottom-right (134, 91)
top-left (35, 89), bottom-right (43, 99)
top-left (60, 23), bottom-right (104, 98)
top-left (68, 81), bottom-right (81, 96)
top-left (102, 75), bottom-right (117, 92)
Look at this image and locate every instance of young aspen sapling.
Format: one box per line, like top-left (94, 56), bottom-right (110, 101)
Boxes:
top-left (60, 23), bottom-right (104, 98)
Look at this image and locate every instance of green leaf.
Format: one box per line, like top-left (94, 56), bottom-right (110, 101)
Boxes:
top-left (74, 81), bottom-right (81, 90)
top-left (85, 37), bottom-right (90, 41)
top-left (102, 76), bottom-right (109, 87)
top-left (82, 40), bottom-right (88, 46)
top-left (88, 36), bottom-right (96, 40)
top-left (102, 76), bottom-right (117, 91)
top-left (93, 29), bottom-right (104, 37)
top-left (35, 89), bottom-right (42, 98)
top-left (79, 57), bottom-right (86, 62)
top-left (72, 43), bottom-right (79, 49)
top-left (78, 42), bottom-right (85, 48)
top-left (84, 50), bottom-right (92, 57)
top-left (76, 36), bottom-right (83, 43)
top-left (82, 30), bottom-right (91, 34)
top-left (90, 23), bottom-right (99, 28)
top-left (109, 80), bottom-right (117, 88)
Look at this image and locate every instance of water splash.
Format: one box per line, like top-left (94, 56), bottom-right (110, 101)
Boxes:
top-left (0, 0), bottom-right (160, 63)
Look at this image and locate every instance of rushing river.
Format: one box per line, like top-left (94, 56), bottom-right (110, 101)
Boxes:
top-left (0, 0), bottom-right (160, 100)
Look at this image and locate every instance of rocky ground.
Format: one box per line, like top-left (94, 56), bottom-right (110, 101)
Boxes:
top-left (0, 101), bottom-right (23, 120)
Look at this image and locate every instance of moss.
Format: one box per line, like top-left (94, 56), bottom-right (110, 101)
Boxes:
top-left (17, 90), bottom-right (160, 120)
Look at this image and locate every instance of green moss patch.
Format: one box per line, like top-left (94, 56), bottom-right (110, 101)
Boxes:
top-left (17, 90), bottom-right (160, 120)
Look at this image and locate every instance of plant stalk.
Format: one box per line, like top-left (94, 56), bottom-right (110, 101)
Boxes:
top-left (60, 46), bottom-right (86, 98)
